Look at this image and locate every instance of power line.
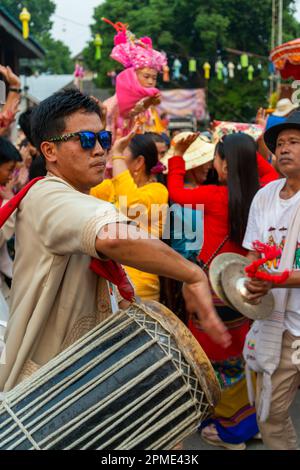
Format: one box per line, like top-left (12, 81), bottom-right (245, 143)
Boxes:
top-left (52, 14), bottom-right (90, 29)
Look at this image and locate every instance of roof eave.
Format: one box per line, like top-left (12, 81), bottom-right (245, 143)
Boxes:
top-left (0, 9), bottom-right (44, 59)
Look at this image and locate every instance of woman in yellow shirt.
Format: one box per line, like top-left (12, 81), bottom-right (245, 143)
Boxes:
top-left (91, 133), bottom-right (168, 301)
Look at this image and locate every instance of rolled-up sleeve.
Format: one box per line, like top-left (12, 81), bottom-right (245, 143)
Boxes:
top-left (29, 178), bottom-right (128, 257)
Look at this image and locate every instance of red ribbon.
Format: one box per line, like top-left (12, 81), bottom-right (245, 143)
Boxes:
top-left (245, 240), bottom-right (290, 284)
top-left (89, 258), bottom-right (134, 302)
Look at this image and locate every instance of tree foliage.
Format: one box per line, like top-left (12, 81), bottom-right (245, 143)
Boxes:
top-left (1, 0), bottom-right (55, 36)
top-left (1, 0), bottom-right (73, 75)
top-left (38, 33), bottom-right (74, 74)
top-left (83, 0), bottom-right (300, 120)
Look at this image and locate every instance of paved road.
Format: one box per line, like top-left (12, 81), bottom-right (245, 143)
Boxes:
top-left (183, 391), bottom-right (300, 450)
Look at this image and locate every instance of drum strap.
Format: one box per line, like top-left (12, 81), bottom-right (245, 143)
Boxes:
top-left (0, 177), bottom-right (135, 302)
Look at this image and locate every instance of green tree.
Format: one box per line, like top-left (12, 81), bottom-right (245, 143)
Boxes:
top-left (84, 0), bottom-right (300, 120)
top-left (1, 0), bottom-right (55, 36)
top-left (38, 33), bottom-right (74, 74)
top-left (1, 0), bottom-right (74, 75)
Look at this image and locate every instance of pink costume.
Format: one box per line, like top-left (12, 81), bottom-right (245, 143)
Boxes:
top-left (103, 19), bottom-right (167, 138)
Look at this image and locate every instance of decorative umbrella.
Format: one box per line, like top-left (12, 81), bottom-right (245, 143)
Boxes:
top-left (270, 39), bottom-right (300, 79)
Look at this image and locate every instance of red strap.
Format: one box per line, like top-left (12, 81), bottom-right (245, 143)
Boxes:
top-left (90, 258), bottom-right (135, 302)
top-left (0, 177), bottom-right (44, 226)
top-left (0, 176), bottom-right (135, 302)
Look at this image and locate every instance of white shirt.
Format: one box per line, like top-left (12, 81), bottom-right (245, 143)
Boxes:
top-left (243, 179), bottom-right (300, 336)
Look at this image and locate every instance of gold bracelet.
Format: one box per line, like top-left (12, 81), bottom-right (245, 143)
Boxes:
top-left (112, 156), bottom-right (126, 161)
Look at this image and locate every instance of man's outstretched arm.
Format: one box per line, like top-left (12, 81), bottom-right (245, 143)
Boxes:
top-left (95, 222), bottom-right (231, 349)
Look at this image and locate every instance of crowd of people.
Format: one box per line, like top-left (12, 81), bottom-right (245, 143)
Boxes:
top-left (0, 20), bottom-right (300, 452)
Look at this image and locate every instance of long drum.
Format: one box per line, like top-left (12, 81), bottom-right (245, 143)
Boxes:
top-left (0, 302), bottom-right (220, 450)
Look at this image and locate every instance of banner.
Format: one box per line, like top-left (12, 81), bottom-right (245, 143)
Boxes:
top-left (159, 88), bottom-right (206, 120)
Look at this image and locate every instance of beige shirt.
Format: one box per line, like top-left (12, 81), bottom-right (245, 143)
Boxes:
top-left (0, 199), bottom-right (16, 332)
top-left (0, 175), bottom-right (128, 392)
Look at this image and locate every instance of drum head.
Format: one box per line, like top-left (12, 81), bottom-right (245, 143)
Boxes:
top-left (209, 253), bottom-right (248, 308)
top-left (221, 261), bottom-right (274, 320)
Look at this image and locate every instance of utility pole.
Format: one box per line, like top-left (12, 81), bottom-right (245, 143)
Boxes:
top-left (278, 0), bottom-right (283, 45)
top-left (277, 0), bottom-right (283, 93)
top-left (270, 0), bottom-right (276, 97)
top-left (270, 0), bottom-right (283, 100)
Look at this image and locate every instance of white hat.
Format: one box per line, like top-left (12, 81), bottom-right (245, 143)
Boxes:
top-left (272, 98), bottom-right (298, 117)
top-left (161, 132), bottom-right (215, 173)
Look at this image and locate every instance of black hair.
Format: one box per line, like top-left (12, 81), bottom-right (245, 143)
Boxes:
top-left (18, 108), bottom-right (35, 145)
top-left (0, 137), bottom-right (22, 165)
top-left (129, 134), bottom-right (159, 176)
top-left (145, 132), bottom-right (167, 145)
top-left (30, 88), bottom-right (103, 152)
top-left (29, 155), bottom-right (47, 180)
top-left (215, 133), bottom-right (260, 244)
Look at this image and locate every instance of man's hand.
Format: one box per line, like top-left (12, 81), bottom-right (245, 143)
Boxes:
top-left (143, 93), bottom-right (161, 108)
top-left (111, 126), bottom-right (139, 156)
top-left (244, 278), bottom-right (273, 302)
top-left (255, 107), bottom-right (267, 128)
top-left (174, 133), bottom-right (199, 156)
top-left (128, 94), bottom-right (161, 118)
top-left (183, 281), bottom-right (231, 349)
top-left (0, 65), bottom-right (21, 89)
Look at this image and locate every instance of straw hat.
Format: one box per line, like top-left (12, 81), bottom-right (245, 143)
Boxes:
top-left (272, 98), bottom-right (298, 117)
top-left (161, 132), bottom-right (215, 173)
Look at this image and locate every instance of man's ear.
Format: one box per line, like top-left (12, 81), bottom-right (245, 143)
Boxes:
top-left (40, 141), bottom-right (58, 164)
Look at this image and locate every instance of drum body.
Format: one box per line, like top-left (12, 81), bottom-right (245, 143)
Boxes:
top-left (0, 302), bottom-right (220, 450)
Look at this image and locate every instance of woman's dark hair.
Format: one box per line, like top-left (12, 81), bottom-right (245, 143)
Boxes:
top-left (145, 131), bottom-right (170, 147)
top-left (129, 134), bottom-right (159, 176)
top-left (0, 137), bottom-right (22, 165)
top-left (30, 88), bottom-right (103, 152)
top-left (215, 133), bottom-right (260, 244)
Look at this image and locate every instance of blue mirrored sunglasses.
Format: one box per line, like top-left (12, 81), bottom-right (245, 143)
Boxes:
top-left (48, 130), bottom-right (112, 150)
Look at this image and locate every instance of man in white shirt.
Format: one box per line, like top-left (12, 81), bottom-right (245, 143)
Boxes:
top-left (243, 110), bottom-right (300, 449)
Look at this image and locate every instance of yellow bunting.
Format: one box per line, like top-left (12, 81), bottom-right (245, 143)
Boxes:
top-left (203, 62), bottom-right (211, 79)
top-left (19, 7), bottom-right (31, 39)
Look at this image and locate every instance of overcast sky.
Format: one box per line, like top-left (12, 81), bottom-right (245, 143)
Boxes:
top-left (296, 0), bottom-right (300, 20)
top-left (51, 0), bottom-right (101, 56)
top-left (51, 0), bottom-right (300, 57)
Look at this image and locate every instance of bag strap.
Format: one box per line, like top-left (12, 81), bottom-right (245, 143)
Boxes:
top-left (201, 235), bottom-right (229, 272)
top-left (0, 177), bottom-right (44, 227)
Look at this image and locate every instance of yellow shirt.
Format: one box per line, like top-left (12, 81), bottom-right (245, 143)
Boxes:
top-left (91, 170), bottom-right (169, 300)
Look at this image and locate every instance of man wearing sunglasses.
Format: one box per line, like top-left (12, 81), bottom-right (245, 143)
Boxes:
top-left (0, 89), bottom-right (230, 392)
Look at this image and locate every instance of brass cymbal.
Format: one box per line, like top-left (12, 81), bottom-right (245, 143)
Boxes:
top-left (209, 253), bottom-right (249, 309)
top-left (221, 261), bottom-right (274, 320)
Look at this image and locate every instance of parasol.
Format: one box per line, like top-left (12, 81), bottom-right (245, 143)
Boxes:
top-left (270, 38), bottom-right (300, 79)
